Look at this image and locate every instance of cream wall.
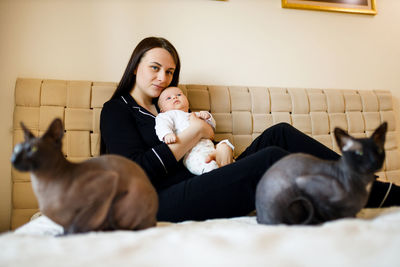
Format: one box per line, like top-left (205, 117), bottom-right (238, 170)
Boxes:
top-left (0, 0), bottom-right (399, 231)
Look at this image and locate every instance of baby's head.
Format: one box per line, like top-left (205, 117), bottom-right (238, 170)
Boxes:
top-left (158, 87), bottom-right (189, 113)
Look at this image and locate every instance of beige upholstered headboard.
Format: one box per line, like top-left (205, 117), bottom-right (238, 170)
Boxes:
top-left (11, 78), bottom-right (400, 229)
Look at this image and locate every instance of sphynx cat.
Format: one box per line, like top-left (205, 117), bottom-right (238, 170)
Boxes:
top-left (256, 122), bottom-right (387, 225)
top-left (11, 118), bottom-right (158, 234)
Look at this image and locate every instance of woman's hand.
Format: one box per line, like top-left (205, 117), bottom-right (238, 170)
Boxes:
top-left (189, 113), bottom-right (214, 140)
top-left (205, 142), bottom-right (234, 167)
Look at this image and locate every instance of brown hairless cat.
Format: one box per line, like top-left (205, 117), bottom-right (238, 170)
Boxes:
top-left (11, 118), bottom-right (158, 234)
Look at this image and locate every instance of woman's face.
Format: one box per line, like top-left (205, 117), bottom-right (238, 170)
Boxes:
top-left (134, 48), bottom-right (176, 99)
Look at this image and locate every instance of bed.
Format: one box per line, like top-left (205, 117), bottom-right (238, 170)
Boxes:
top-left (2, 78), bottom-right (400, 266)
top-left (0, 207), bottom-right (399, 266)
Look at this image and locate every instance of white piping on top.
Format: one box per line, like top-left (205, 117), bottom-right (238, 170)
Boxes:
top-left (121, 95), bottom-right (163, 172)
top-left (133, 107), bottom-right (156, 119)
top-left (152, 148), bottom-right (167, 174)
top-left (120, 96), bottom-right (156, 118)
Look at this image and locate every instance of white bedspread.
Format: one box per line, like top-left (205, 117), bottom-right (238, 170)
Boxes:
top-left (1, 207), bottom-right (400, 267)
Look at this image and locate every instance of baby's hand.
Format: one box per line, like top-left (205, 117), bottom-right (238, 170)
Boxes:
top-left (198, 111), bottom-right (210, 120)
top-left (163, 133), bottom-right (177, 144)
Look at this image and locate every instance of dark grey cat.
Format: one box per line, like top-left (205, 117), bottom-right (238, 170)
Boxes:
top-left (255, 122), bottom-right (387, 225)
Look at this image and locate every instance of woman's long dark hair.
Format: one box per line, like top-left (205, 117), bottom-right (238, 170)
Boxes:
top-left (100, 37), bottom-right (181, 154)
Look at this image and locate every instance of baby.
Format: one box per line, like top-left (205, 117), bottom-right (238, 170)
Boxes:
top-left (155, 86), bottom-right (222, 175)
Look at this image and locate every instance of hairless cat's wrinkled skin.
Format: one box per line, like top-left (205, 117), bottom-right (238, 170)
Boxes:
top-left (256, 122), bottom-right (387, 225)
top-left (11, 118), bottom-right (158, 234)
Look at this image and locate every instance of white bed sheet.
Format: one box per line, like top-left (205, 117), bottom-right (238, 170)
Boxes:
top-left (1, 207), bottom-right (400, 267)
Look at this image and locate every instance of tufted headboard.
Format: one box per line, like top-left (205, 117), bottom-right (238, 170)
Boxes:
top-left (11, 78), bottom-right (400, 229)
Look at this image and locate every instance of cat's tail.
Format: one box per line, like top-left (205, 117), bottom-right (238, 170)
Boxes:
top-left (286, 197), bottom-right (314, 225)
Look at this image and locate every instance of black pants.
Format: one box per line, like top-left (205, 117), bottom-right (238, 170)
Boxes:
top-left (157, 123), bottom-right (392, 222)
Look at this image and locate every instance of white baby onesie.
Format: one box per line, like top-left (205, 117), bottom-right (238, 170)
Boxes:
top-left (155, 110), bottom-right (219, 175)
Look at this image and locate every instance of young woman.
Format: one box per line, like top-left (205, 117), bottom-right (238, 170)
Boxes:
top-left (100, 37), bottom-right (398, 222)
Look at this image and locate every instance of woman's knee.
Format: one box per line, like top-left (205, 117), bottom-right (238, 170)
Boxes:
top-left (257, 122), bottom-right (295, 143)
top-left (268, 122), bottom-right (294, 133)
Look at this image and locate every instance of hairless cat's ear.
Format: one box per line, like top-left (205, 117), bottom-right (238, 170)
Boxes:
top-left (334, 128), bottom-right (348, 149)
top-left (43, 118), bottom-right (64, 143)
top-left (334, 127), bottom-right (360, 152)
top-left (371, 122), bottom-right (387, 148)
top-left (20, 121), bottom-right (35, 141)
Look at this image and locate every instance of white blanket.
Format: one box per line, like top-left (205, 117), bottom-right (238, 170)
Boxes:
top-left (1, 208), bottom-right (400, 267)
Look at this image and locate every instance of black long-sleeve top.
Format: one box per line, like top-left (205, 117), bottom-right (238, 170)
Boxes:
top-left (100, 94), bottom-right (193, 190)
